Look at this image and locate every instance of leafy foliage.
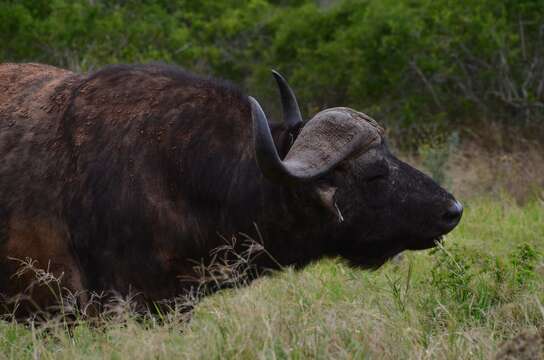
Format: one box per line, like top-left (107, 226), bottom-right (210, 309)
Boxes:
top-left (1, 0), bottom-right (543, 137)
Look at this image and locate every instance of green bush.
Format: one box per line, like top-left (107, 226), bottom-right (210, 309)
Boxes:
top-left (1, 0), bottom-right (542, 137)
top-left (419, 130), bottom-right (459, 185)
top-left (422, 241), bottom-right (542, 326)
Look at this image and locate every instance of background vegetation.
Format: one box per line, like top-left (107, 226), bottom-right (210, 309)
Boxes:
top-left (1, 0), bottom-right (543, 139)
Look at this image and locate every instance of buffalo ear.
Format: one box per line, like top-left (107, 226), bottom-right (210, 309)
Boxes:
top-left (316, 184), bottom-right (344, 223)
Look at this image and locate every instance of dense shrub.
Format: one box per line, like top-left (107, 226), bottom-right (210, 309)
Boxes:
top-left (1, 0), bottom-right (542, 137)
top-left (424, 242), bottom-right (542, 324)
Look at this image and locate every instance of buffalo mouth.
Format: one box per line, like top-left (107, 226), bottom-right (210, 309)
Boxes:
top-left (342, 241), bottom-right (406, 269)
top-left (341, 232), bottom-right (448, 269)
top-left (407, 235), bottom-right (445, 250)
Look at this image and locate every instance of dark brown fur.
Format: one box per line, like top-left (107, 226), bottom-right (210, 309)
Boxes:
top-left (0, 63), bottom-right (316, 315)
top-left (0, 63), bottom-right (461, 316)
top-left (0, 63), bottom-right (85, 313)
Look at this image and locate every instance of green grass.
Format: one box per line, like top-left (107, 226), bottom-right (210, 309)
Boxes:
top-left (1, 196), bottom-right (543, 359)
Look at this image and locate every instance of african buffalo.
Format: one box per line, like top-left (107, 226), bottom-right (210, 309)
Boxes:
top-left (0, 63), bottom-right (462, 315)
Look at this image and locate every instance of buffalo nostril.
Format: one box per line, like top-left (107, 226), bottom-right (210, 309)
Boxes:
top-left (443, 200), bottom-right (463, 224)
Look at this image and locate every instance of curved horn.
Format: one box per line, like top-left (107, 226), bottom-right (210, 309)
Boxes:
top-left (250, 97), bottom-right (383, 184)
top-left (250, 96), bottom-right (306, 183)
top-left (272, 70), bottom-right (303, 130)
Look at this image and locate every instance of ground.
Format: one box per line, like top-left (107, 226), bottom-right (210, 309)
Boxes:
top-left (0, 195), bottom-right (542, 359)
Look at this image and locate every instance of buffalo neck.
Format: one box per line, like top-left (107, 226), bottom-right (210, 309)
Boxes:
top-left (213, 123), bottom-right (334, 272)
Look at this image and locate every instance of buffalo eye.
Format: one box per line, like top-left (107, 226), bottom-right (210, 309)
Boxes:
top-left (363, 159), bottom-right (389, 182)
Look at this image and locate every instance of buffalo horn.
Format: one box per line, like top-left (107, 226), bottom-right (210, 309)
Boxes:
top-left (250, 97), bottom-right (383, 184)
top-left (272, 70), bottom-right (303, 130)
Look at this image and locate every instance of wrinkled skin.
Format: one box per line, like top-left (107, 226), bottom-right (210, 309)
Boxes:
top-left (321, 142), bottom-right (460, 268)
top-left (267, 134), bottom-right (461, 270)
top-left (0, 63), bottom-right (461, 316)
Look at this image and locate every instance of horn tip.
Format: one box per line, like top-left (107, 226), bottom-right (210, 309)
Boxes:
top-left (248, 96), bottom-right (265, 116)
top-left (271, 69), bottom-right (284, 80)
top-left (247, 96), bottom-right (255, 106)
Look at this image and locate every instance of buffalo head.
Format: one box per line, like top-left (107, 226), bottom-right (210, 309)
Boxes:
top-left (250, 71), bottom-right (463, 268)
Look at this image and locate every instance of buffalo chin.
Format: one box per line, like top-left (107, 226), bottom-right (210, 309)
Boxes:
top-left (342, 235), bottom-right (446, 269)
top-left (342, 245), bottom-right (405, 270)
top-left (406, 235), bottom-right (444, 250)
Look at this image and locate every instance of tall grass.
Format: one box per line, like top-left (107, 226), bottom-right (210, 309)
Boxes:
top-left (0, 196), bottom-right (543, 359)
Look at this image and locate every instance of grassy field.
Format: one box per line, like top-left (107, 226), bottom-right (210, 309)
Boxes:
top-left (1, 196), bottom-right (543, 359)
